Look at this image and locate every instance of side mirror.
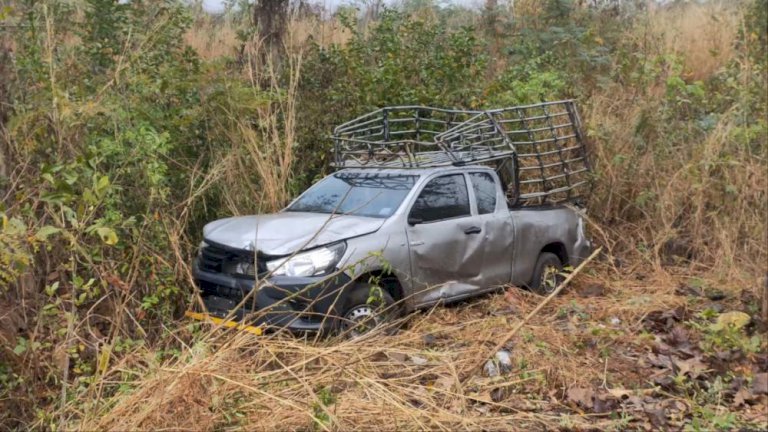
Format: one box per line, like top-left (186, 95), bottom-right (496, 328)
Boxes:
top-left (407, 215), bottom-right (423, 226)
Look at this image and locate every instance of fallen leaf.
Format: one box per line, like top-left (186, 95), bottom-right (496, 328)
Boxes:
top-left (593, 394), bottom-right (619, 413)
top-left (707, 351), bottom-right (745, 376)
top-left (409, 355), bottom-right (428, 366)
top-left (644, 406), bottom-right (668, 429)
top-left (673, 356), bottom-right (709, 378)
top-left (578, 283), bottom-right (606, 298)
top-left (675, 283), bottom-right (703, 297)
top-left (705, 288), bottom-right (726, 301)
top-left (52, 344), bottom-right (69, 372)
top-left (567, 387), bottom-right (595, 409)
top-left (711, 311), bottom-right (751, 331)
top-left (473, 404), bottom-right (490, 414)
top-left (647, 353), bottom-right (675, 369)
top-left (468, 391), bottom-right (493, 404)
top-left (753, 373), bottom-right (768, 395)
top-left (666, 399), bottom-right (689, 415)
top-left (95, 226), bottom-right (119, 246)
top-left (434, 376), bottom-right (454, 391)
top-left (607, 388), bottom-right (635, 399)
top-left (653, 374), bottom-right (676, 390)
top-left (666, 325), bottom-right (693, 352)
top-left (733, 387), bottom-right (756, 407)
top-left (503, 289), bottom-right (518, 305)
top-left (490, 387), bottom-right (507, 402)
top-left (622, 395), bottom-right (645, 410)
top-left (408, 386), bottom-right (429, 408)
top-left (387, 352), bottom-right (407, 363)
top-left (422, 334), bottom-right (437, 347)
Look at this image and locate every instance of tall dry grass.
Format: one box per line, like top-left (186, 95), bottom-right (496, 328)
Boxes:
top-left (205, 20), bottom-right (305, 215)
top-left (586, 91), bottom-right (766, 279)
top-left (184, 16), bottom-right (240, 59)
top-left (582, 1), bottom-right (766, 283)
top-left (647, 1), bottom-right (738, 81)
top-left (184, 13), bottom-right (352, 61)
top-left (78, 268), bottom-right (691, 431)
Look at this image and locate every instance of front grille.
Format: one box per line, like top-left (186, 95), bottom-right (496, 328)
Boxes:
top-left (199, 244), bottom-right (229, 273)
top-left (199, 242), bottom-right (268, 277)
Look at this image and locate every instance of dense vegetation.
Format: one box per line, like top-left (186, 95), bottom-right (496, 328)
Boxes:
top-left (0, 0), bottom-right (766, 429)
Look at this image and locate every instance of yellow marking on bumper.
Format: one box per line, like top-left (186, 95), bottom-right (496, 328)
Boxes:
top-left (185, 311), bottom-right (263, 336)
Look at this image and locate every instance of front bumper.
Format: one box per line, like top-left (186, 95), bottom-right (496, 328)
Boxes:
top-left (192, 258), bottom-right (352, 333)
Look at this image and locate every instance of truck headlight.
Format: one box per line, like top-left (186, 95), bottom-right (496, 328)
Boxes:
top-left (266, 242), bottom-right (346, 277)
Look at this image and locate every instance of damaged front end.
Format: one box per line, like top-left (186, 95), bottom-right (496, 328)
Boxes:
top-left (192, 239), bottom-right (352, 333)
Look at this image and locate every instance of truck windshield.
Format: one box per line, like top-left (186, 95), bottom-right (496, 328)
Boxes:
top-left (286, 173), bottom-right (417, 218)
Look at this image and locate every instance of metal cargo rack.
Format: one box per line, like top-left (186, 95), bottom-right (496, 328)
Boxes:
top-left (331, 100), bottom-right (591, 206)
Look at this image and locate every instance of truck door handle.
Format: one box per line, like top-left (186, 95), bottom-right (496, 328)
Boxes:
top-left (464, 226), bottom-right (482, 235)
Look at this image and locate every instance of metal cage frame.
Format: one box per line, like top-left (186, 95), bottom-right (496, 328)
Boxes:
top-left (331, 100), bottom-right (591, 206)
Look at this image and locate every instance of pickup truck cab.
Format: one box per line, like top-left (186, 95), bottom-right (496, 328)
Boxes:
top-left (193, 100), bottom-right (593, 335)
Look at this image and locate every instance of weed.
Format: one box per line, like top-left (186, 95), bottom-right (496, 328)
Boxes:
top-left (312, 386), bottom-right (336, 430)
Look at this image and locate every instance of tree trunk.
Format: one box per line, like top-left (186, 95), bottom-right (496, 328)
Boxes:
top-left (252, 0), bottom-right (288, 69)
top-left (0, 40), bottom-right (10, 180)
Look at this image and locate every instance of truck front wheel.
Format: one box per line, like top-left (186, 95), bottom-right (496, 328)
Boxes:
top-left (528, 252), bottom-right (564, 295)
top-left (339, 283), bottom-right (397, 338)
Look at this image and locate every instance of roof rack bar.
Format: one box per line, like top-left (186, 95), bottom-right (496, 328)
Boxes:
top-left (518, 157), bottom-right (587, 170)
top-left (516, 144), bottom-right (583, 158)
top-left (518, 167), bottom-right (590, 184)
top-left (502, 122), bottom-right (575, 134)
top-left (515, 107), bottom-right (550, 201)
top-left (496, 111), bottom-right (570, 123)
top-left (543, 104), bottom-right (572, 200)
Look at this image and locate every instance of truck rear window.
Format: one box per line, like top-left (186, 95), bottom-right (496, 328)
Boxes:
top-left (286, 173), bottom-right (417, 218)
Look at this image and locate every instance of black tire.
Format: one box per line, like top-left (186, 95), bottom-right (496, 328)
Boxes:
top-left (528, 252), bottom-right (564, 296)
top-left (339, 283), bottom-right (398, 338)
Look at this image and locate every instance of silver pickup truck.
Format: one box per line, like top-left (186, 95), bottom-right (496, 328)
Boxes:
top-left (193, 100), bottom-right (593, 335)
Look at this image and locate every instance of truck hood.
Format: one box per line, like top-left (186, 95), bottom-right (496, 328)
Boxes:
top-left (202, 212), bottom-right (385, 256)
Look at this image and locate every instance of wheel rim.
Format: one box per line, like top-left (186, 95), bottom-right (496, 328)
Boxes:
top-left (540, 265), bottom-right (560, 294)
top-left (343, 304), bottom-right (381, 338)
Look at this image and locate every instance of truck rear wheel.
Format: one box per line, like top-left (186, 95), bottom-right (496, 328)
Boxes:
top-left (528, 252), bottom-right (564, 295)
top-left (339, 283), bottom-right (397, 338)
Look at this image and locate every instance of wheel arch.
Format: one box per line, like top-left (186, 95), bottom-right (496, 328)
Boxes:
top-left (354, 270), bottom-right (404, 303)
top-left (540, 242), bottom-right (568, 266)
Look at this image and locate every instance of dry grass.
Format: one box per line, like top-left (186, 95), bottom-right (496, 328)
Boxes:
top-left (290, 15), bottom-right (353, 48)
top-left (184, 14), bottom-right (352, 61)
top-left (586, 89), bottom-right (768, 279)
top-left (184, 22), bottom-right (240, 60)
top-left (71, 266), bottom-right (764, 431)
top-left (184, 18), bottom-right (240, 60)
top-left (647, 1), bottom-right (739, 81)
top-left (582, 1), bottom-right (766, 283)
top-left (585, 89), bottom-right (768, 277)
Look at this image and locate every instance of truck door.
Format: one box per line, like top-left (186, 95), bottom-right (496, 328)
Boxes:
top-left (468, 172), bottom-right (515, 287)
top-left (406, 173), bottom-right (486, 306)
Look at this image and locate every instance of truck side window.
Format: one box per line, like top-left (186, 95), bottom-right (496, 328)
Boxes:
top-left (470, 172), bottom-right (497, 214)
top-left (410, 174), bottom-right (470, 223)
